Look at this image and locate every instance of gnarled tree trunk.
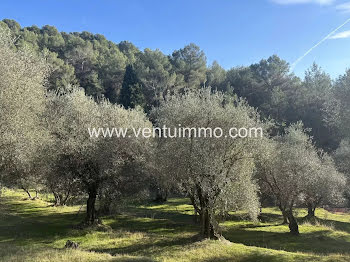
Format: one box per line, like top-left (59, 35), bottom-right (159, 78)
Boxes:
top-left (278, 204), bottom-right (288, 224)
top-left (197, 188), bottom-right (220, 240)
top-left (52, 188), bottom-right (71, 206)
top-left (189, 194), bottom-right (199, 223)
top-left (22, 187), bottom-right (32, 199)
top-left (306, 202), bottom-right (316, 218)
top-left (33, 190), bottom-right (39, 199)
top-left (85, 183), bottom-right (98, 225)
top-left (287, 210), bottom-right (299, 235)
top-left (154, 187), bottom-right (168, 203)
top-left (200, 207), bottom-right (217, 239)
top-left (53, 192), bottom-right (61, 206)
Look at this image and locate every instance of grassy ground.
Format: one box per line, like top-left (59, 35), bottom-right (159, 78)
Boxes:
top-left (1, 189), bottom-right (350, 261)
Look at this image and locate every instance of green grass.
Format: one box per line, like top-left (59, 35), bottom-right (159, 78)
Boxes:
top-left (1, 189), bottom-right (350, 261)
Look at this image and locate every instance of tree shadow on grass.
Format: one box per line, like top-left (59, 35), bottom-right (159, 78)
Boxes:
top-left (6, 195), bottom-right (350, 258)
top-left (258, 213), bottom-right (285, 224)
top-left (120, 199), bottom-right (196, 225)
top-left (223, 210), bottom-right (284, 225)
top-left (0, 195), bottom-right (200, 258)
top-left (224, 227), bottom-right (350, 255)
top-left (0, 211), bottom-right (85, 244)
top-left (200, 251), bottom-right (303, 262)
top-left (109, 257), bottom-right (155, 262)
top-left (95, 209), bottom-right (200, 257)
top-left (0, 196), bottom-right (86, 246)
top-left (0, 244), bottom-right (156, 262)
top-left (308, 217), bottom-right (350, 235)
top-left (107, 214), bottom-right (198, 234)
top-left (90, 234), bottom-right (198, 257)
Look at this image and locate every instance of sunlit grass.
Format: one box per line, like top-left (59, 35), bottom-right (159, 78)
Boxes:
top-left (1, 189), bottom-right (350, 261)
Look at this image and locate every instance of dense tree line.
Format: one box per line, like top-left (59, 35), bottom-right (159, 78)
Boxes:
top-left (0, 19), bottom-right (339, 150)
top-left (0, 20), bottom-right (350, 238)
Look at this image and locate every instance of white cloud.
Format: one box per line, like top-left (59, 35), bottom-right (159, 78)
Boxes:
top-left (336, 2), bottom-right (350, 13)
top-left (329, 30), bottom-right (350, 39)
top-left (271, 0), bottom-right (334, 5)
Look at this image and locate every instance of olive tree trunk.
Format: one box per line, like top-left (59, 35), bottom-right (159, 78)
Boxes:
top-left (198, 191), bottom-right (220, 239)
top-left (287, 210), bottom-right (299, 235)
top-left (278, 204), bottom-right (288, 224)
top-left (200, 207), bottom-right (217, 239)
top-left (53, 192), bottom-right (61, 206)
top-left (85, 183), bottom-right (98, 225)
top-left (154, 190), bottom-right (168, 203)
top-left (22, 187), bottom-right (32, 199)
top-left (306, 203), bottom-right (316, 218)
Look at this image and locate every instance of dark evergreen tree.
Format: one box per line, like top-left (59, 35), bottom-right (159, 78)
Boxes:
top-left (119, 65), bottom-right (145, 109)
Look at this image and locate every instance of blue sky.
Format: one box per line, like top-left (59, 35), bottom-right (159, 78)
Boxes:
top-left (1, 0), bottom-right (350, 78)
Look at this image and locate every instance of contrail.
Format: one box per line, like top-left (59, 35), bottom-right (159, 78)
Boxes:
top-left (291, 17), bottom-right (350, 71)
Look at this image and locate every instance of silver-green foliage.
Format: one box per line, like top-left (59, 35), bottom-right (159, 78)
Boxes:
top-left (152, 89), bottom-right (267, 238)
top-left (0, 26), bottom-right (49, 174)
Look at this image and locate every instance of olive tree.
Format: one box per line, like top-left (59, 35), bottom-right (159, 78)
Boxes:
top-left (152, 89), bottom-right (267, 239)
top-left (301, 153), bottom-right (345, 218)
top-left (256, 123), bottom-right (344, 234)
top-left (257, 124), bottom-right (308, 234)
top-left (45, 88), bottom-right (153, 224)
top-left (0, 27), bottom-right (49, 188)
top-left (334, 139), bottom-right (350, 206)
top-left (325, 70), bottom-right (350, 207)
top-left (44, 154), bottom-right (82, 206)
top-left (5, 152), bottom-right (48, 199)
